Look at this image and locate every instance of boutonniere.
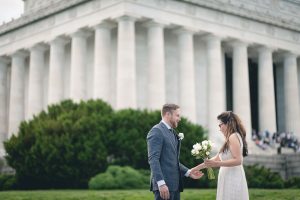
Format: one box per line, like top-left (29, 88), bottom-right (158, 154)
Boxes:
top-left (178, 132), bottom-right (184, 140)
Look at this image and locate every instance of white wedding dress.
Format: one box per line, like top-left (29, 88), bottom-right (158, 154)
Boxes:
top-left (216, 133), bottom-right (249, 200)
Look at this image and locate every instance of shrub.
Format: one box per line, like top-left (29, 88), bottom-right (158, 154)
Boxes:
top-left (285, 177), bottom-right (300, 188)
top-left (4, 99), bottom-right (113, 189)
top-left (245, 164), bottom-right (284, 188)
top-left (88, 165), bottom-right (148, 189)
top-left (0, 175), bottom-right (17, 190)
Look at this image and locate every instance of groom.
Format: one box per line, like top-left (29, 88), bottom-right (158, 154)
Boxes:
top-left (147, 103), bottom-right (203, 200)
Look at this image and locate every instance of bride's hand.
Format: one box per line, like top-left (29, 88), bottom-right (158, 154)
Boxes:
top-left (204, 159), bottom-right (220, 168)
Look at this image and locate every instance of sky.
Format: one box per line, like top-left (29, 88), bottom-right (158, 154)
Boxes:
top-left (0, 0), bottom-right (24, 24)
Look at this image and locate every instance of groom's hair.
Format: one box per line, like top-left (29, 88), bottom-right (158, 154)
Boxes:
top-left (161, 103), bottom-right (180, 116)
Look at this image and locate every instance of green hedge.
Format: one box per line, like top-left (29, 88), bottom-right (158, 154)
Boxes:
top-left (284, 177), bottom-right (300, 188)
top-left (245, 165), bottom-right (285, 188)
top-left (0, 175), bottom-right (17, 191)
top-left (89, 165), bottom-right (148, 189)
top-left (88, 164), bottom-right (300, 190)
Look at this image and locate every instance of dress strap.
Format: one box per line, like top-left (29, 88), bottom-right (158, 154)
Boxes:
top-left (235, 133), bottom-right (243, 150)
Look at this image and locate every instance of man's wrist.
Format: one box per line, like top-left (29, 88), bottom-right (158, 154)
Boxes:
top-left (185, 169), bottom-right (191, 177)
top-left (157, 180), bottom-right (166, 187)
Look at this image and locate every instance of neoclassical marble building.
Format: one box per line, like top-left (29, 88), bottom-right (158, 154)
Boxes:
top-left (0, 0), bottom-right (300, 155)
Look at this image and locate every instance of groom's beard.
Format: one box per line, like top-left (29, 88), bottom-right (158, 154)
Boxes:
top-left (170, 119), bottom-right (178, 128)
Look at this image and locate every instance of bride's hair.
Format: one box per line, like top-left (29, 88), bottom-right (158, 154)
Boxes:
top-left (217, 111), bottom-right (248, 157)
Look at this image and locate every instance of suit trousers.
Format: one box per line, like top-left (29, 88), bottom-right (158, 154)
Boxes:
top-left (154, 190), bottom-right (180, 200)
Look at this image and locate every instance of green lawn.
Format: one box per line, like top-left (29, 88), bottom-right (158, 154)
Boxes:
top-left (0, 189), bottom-right (299, 200)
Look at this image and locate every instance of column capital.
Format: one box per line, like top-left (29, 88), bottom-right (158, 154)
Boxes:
top-left (143, 19), bottom-right (170, 28)
top-left (49, 35), bottom-right (70, 46)
top-left (173, 26), bottom-right (199, 35)
top-left (29, 43), bottom-right (49, 52)
top-left (0, 56), bottom-right (10, 64)
top-left (272, 50), bottom-right (298, 63)
top-left (70, 28), bottom-right (92, 38)
top-left (256, 45), bottom-right (277, 53)
top-left (283, 51), bottom-right (298, 59)
top-left (11, 50), bottom-right (29, 58)
top-left (228, 40), bottom-right (250, 48)
top-left (114, 14), bottom-right (140, 22)
top-left (201, 33), bottom-right (223, 42)
top-left (93, 20), bottom-right (116, 30)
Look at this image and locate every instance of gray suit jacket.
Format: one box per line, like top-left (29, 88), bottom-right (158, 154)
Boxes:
top-left (147, 121), bottom-right (189, 192)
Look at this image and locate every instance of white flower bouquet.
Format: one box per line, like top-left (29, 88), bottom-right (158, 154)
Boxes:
top-left (191, 140), bottom-right (215, 180)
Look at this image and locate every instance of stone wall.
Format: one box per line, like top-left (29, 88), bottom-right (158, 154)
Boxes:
top-left (244, 154), bottom-right (300, 180)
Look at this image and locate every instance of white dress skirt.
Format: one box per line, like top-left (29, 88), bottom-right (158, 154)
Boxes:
top-left (216, 133), bottom-right (249, 200)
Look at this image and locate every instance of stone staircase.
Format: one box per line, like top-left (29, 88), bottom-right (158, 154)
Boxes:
top-left (244, 153), bottom-right (300, 180)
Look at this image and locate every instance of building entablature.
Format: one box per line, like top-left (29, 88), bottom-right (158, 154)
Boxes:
top-left (0, 0), bottom-right (299, 55)
top-left (0, 0), bottom-right (299, 56)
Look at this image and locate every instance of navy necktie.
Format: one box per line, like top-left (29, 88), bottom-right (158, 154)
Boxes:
top-left (169, 129), bottom-right (178, 140)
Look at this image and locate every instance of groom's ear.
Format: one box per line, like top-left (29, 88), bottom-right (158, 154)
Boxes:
top-left (166, 111), bottom-right (172, 117)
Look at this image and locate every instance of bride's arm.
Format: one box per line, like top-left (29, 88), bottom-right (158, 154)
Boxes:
top-left (205, 134), bottom-right (242, 168)
top-left (193, 152), bottom-right (221, 170)
top-left (193, 162), bottom-right (206, 171)
top-left (210, 153), bottom-right (221, 161)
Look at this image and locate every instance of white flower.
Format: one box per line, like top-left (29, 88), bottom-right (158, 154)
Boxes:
top-left (191, 149), bottom-right (197, 155)
top-left (178, 132), bottom-right (184, 140)
top-left (203, 145), bottom-right (207, 150)
top-left (206, 151), bottom-right (210, 156)
top-left (193, 143), bottom-right (202, 151)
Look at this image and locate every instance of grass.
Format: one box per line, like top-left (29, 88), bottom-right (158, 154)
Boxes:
top-left (0, 189), bottom-right (299, 200)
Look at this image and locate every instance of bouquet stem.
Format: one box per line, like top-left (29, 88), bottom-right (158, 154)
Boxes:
top-left (207, 167), bottom-right (215, 180)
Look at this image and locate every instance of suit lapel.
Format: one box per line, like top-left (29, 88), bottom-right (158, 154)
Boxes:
top-left (160, 122), bottom-right (178, 152)
top-left (177, 139), bottom-right (181, 158)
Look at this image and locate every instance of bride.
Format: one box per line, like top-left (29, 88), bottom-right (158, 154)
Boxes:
top-left (196, 111), bottom-right (249, 200)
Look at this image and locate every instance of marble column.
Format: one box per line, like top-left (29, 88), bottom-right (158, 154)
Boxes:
top-left (283, 52), bottom-right (300, 136)
top-left (298, 58), bottom-right (300, 116)
top-left (27, 44), bottom-right (47, 119)
top-left (70, 29), bottom-right (91, 102)
top-left (116, 16), bottom-right (137, 109)
top-left (48, 37), bottom-right (69, 105)
top-left (176, 28), bottom-right (196, 122)
top-left (145, 21), bottom-right (166, 110)
top-left (0, 57), bottom-right (9, 155)
top-left (257, 46), bottom-right (277, 133)
top-left (231, 41), bottom-right (252, 145)
top-left (93, 22), bottom-right (115, 104)
top-left (8, 51), bottom-right (28, 137)
top-left (205, 35), bottom-right (226, 150)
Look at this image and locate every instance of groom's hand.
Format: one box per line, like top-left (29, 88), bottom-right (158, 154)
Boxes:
top-left (159, 184), bottom-right (170, 200)
top-left (189, 167), bottom-right (204, 179)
